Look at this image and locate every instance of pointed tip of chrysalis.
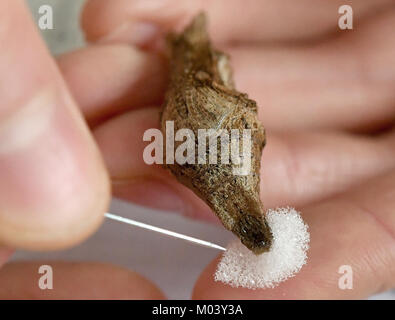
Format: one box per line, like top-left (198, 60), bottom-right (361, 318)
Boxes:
top-left (182, 12), bottom-right (209, 43)
top-left (232, 213), bottom-right (273, 254)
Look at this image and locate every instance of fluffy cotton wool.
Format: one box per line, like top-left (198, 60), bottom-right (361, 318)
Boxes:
top-left (215, 207), bottom-right (310, 289)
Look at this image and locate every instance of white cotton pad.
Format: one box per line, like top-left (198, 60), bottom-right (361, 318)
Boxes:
top-left (215, 207), bottom-right (310, 289)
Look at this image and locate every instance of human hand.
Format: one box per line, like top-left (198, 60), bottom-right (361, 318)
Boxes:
top-left (0, 0), bottom-right (164, 299)
top-left (79, 0), bottom-right (395, 299)
top-left (1, 0), bottom-right (394, 299)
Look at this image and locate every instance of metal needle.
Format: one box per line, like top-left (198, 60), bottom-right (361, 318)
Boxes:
top-left (105, 213), bottom-right (227, 252)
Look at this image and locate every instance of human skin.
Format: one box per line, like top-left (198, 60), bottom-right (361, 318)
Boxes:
top-left (0, 0), bottom-right (394, 299)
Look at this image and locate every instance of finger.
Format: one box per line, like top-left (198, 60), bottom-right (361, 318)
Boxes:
top-left (57, 44), bottom-right (167, 124)
top-left (77, 10), bottom-right (395, 132)
top-left (193, 170), bottom-right (395, 299)
top-left (92, 108), bottom-right (395, 221)
top-left (229, 8), bottom-right (395, 132)
top-left (0, 0), bottom-right (110, 250)
top-left (0, 261), bottom-right (165, 299)
top-left (82, 0), bottom-right (393, 45)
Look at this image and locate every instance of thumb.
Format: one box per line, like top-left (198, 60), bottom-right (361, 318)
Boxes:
top-left (0, 0), bottom-right (110, 250)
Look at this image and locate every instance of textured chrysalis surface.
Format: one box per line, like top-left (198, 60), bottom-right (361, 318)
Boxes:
top-left (161, 13), bottom-right (273, 254)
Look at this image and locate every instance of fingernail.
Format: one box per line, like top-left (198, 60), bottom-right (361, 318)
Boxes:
top-left (97, 22), bottom-right (160, 46)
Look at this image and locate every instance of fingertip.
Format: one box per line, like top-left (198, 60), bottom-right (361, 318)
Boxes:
top-left (81, 0), bottom-right (109, 42)
top-left (0, 87), bottom-right (112, 251)
top-left (0, 0), bottom-right (112, 251)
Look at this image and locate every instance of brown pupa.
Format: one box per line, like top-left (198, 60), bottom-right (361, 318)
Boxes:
top-left (160, 13), bottom-right (273, 254)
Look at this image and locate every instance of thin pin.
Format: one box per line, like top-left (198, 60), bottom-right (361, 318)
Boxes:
top-left (105, 213), bottom-right (226, 251)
